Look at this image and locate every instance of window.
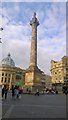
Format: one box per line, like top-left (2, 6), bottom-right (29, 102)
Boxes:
top-left (16, 75), bottom-right (21, 80)
top-left (5, 80), bottom-right (6, 82)
top-left (66, 68), bottom-right (68, 70)
top-left (5, 78), bottom-right (7, 82)
top-left (5, 73), bottom-right (7, 76)
top-left (1, 77), bottom-right (3, 82)
top-left (2, 73), bottom-right (4, 76)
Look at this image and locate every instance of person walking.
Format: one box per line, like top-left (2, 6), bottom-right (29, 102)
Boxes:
top-left (11, 85), bottom-right (15, 99)
top-left (19, 89), bottom-right (22, 99)
top-left (35, 89), bottom-right (39, 96)
top-left (2, 86), bottom-right (5, 99)
top-left (14, 86), bottom-right (17, 99)
top-left (4, 86), bottom-right (8, 100)
top-left (16, 87), bottom-right (20, 99)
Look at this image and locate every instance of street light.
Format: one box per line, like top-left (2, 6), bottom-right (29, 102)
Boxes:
top-left (55, 81), bottom-right (57, 91)
top-left (0, 38), bottom-right (2, 43)
top-left (0, 27), bottom-right (3, 43)
top-left (0, 27), bottom-right (3, 31)
top-left (55, 80), bottom-right (58, 94)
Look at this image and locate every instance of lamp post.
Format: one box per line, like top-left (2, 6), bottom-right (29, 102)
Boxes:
top-left (0, 27), bottom-right (3, 43)
top-left (0, 27), bottom-right (3, 31)
top-left (0, 38), bottom-right (2, 43)
top-left (59, 79), bottom-right (63, 93)
top-left (55, 80), bottom-right (58, 94)
top-left (55, 81), bottom-right (56, 91)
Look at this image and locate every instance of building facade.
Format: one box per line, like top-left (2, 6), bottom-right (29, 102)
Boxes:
top-left (45, 75), bottom-right (52, 89)
top-left (50, 56), bottom-right (68, 85)
top-left (0, 53), bottom-right (25, 89)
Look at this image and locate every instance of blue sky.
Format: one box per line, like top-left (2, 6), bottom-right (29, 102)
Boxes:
top-left (0, 2), bottom-right (66, 75)
top-left (1, 0), bottom-right (67, 2)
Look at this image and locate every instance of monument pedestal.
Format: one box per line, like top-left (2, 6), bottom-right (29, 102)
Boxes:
top-left (24, 66), bottom-right (44, 92)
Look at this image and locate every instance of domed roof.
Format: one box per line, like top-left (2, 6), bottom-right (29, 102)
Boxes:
top-left (1, 53), bottom-right (15, 67)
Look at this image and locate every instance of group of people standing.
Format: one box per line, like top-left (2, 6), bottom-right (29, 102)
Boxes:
top-left (2, 85), bottom-right (22, 100)
top-left (2, 85), bottom-right (40, 100)
top-left (2, 85), bottom-right (8, 99)
top-left (12, 85), bottom-right (22, 99)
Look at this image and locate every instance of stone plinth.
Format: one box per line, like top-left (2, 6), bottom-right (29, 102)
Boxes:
top-left (24, 66), bottom-right (44, 92)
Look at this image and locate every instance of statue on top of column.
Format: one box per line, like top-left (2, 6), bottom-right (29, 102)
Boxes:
top-left (33, 12), bottom-right (36, 18)
top-left (30, 12), bottom-right (39, 26)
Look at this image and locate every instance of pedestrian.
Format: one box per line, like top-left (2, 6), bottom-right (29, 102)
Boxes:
top-left (35, 89), bottom-right (39, 96)
top-left (26, 88), bottom-right (28, 93)
top-left (16, 87), bottom-right (20, 99)
top-left (4, 86), bottom-right (8, 100)
top-left (28, 89), bottom-right (31, 94)
top-left (11, 85), bottom-right (15, 99)
top-left (2, 86), bottom-right (5, 99)
top-left (19, 89), bottom-right (22, 99)
top-left (14, 87), bottom-right (17, 99)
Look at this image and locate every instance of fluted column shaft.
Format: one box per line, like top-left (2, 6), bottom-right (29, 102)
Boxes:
top-left (30, 13), bottom-right (39, 67)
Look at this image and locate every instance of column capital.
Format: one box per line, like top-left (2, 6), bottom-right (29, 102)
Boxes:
top-left (30, 12), bottom-right (39, 26)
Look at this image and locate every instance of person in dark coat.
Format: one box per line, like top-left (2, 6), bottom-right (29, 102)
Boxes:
top-left (2, 86), bottom-right (5, 98)
top-left (4, 86), bottom-right (8, 99)
top-left (12, 85), bottom-right (15, 98)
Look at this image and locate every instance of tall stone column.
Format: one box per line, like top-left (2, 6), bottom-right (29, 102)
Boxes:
top-left (25, 12), bottom-right (43, 92)
top-left (30, 12), bottom-right (39, 67)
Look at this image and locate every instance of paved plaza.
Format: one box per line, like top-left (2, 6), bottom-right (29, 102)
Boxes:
top-left (0, 92), bottom-right (66, 119)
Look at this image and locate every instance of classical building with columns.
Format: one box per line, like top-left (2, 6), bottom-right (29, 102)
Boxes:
top-left (50, 56), bottom-right (68, 84)
top-left (0, 53), bottom-right (25, 90)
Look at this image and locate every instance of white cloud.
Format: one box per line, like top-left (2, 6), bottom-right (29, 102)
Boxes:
top-left (2, 38), bottom-right (31, 68)
top-left (0, 2), bottom-right (66, 75)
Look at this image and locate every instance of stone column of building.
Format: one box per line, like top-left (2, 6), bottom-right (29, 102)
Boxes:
top-left (30, 12), bottom-right (39, 67)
